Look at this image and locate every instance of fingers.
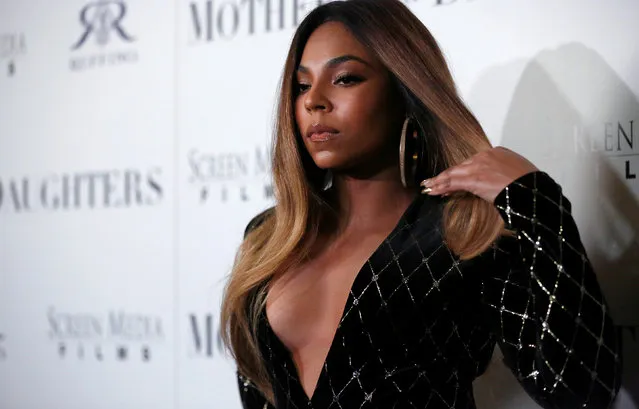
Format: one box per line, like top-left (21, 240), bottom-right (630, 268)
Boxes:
top-left (419, 147), bottom-right (537, 203)
top-left (421, 163), bottom-right (475, 196)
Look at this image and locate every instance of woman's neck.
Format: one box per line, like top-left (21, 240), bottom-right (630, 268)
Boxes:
top-left (329, 165), bottom-right (417, 235)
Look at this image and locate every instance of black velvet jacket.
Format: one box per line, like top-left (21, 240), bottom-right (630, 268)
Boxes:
top-left (235, 171), bottom-right (622, 409)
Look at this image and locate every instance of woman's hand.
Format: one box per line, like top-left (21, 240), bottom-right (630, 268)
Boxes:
top-left (421, 147), bottom-right (539, 204)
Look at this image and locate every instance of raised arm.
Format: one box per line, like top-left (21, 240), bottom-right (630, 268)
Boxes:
top-left (479, 171), bottom-right (622, 409)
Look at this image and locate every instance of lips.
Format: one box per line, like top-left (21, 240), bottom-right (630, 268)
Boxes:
top-left (306, 124), bottom-right (339, 142)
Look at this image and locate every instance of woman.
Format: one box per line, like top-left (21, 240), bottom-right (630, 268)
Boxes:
top-left (221, 1), bottom-right (622, 408)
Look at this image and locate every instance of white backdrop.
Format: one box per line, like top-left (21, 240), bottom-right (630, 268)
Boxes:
top-left (0, 1), bottom-right (637, 408)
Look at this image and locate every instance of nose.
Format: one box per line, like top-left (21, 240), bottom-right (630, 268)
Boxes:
top-left (304, 84), bottom-right (332, 113)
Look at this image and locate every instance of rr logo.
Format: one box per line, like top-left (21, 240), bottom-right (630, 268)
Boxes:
top-left (71, 0), bottom-right (134, 50)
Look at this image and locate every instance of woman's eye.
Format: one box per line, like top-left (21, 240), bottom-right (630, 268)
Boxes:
top-left (335, 74), bottom-right (363, 86)
top-left (297, 83), bottom-right (311, 93)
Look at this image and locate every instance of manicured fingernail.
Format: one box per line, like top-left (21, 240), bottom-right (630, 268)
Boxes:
top-left (421, 187), bottom-right (433, 194)
top-left (421, 179), bottom-right (433, 187)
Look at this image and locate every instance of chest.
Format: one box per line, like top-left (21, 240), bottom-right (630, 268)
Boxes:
top-left (265, 233), bottom-right (388, 351)
top-left (258, 221), bottom-right (485, 405)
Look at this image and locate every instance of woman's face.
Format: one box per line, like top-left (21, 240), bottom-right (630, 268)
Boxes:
top-left (294, 22), bottom-right (404, 176)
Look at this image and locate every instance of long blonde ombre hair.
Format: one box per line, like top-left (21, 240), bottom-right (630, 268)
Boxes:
top-left (221, 0), bottom-right (504, 403)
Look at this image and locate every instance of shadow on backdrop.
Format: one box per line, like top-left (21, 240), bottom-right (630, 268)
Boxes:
top-left (468, 43), bottom-right (639, 409)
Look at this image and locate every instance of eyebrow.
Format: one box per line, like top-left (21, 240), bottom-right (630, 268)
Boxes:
top-left (297, 54), bottom-right (371, 73)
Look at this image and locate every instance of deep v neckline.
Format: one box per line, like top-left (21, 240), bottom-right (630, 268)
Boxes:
top-left (262, 195), bottom-right (424, 404)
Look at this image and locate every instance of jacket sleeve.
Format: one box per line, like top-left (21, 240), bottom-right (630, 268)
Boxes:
top-left (244, 207), bottom-right (274, 238)
top-left (478, 171), bottom-right (622, 409)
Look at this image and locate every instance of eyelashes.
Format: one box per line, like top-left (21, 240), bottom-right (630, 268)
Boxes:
top-left (334, 74), bottom-right (363, 86)
top-left (297, 83), bottom-right (311, 93)
top-left (295, 73), bottom-right (364, 94)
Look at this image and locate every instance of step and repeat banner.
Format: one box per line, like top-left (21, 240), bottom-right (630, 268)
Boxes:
top-left (0, 0), bottom-right (637, 408)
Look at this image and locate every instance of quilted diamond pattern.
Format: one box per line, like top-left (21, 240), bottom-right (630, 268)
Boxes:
top-left (236, 172), bottom-right (622, 409)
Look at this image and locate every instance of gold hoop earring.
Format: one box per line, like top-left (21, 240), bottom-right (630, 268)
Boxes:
top-left (399, 117), bottom-right (419, 188)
